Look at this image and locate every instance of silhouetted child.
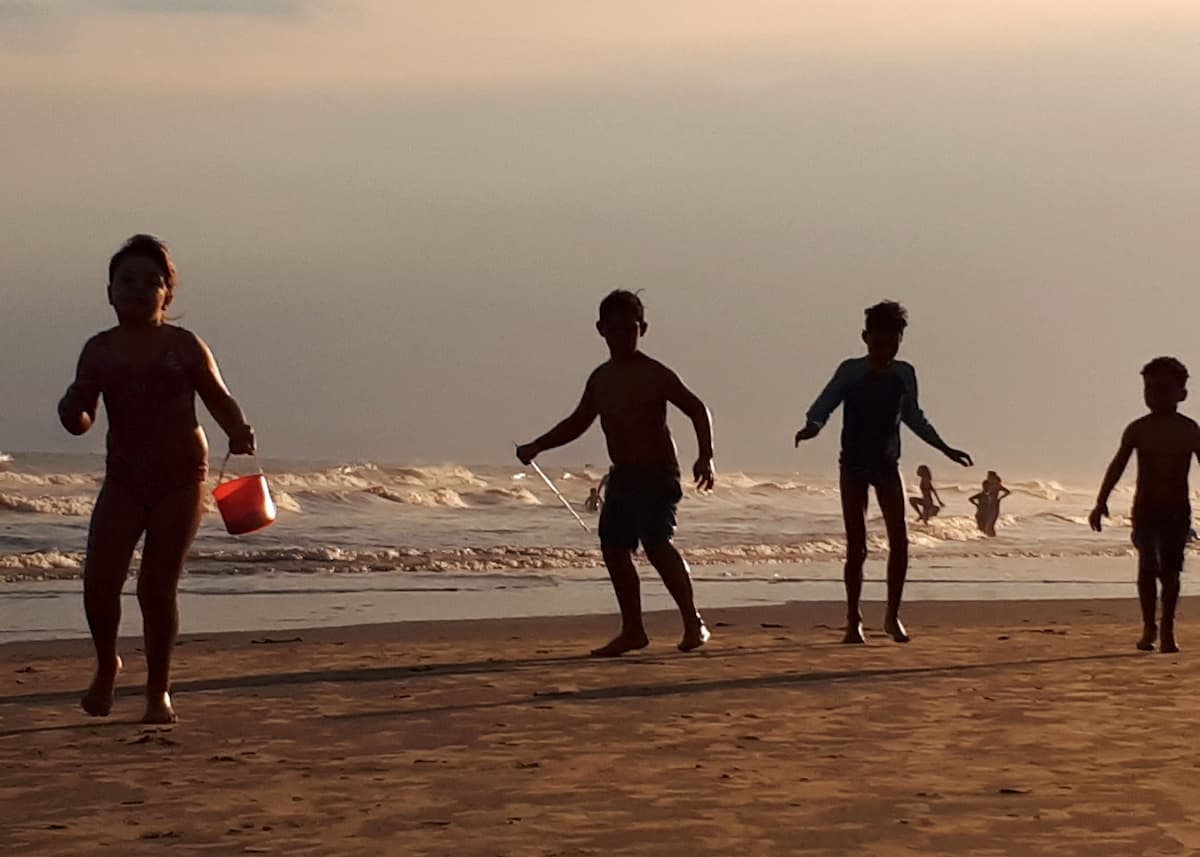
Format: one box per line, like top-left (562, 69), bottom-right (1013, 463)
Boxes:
top-left (968, 481), bottom-right (993, 535)
top-left (982, 471), bottom-right (1011, 536)
top-left (59, 235), bottom-right (256, 723)
top-left (1089, 357), bottom-right (1200, 654)
top-left (584, 472), bottom-right (609, 514)
top-left (517, 290), bottom-right (714, 656)
top-left (908, 465), bottom-right (942, 523)
top-left (795, 301), bottom-right (972, 644)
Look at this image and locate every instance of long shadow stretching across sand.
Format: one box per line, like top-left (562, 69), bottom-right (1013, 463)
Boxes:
top-left (0, 638), bottom-right (838, 710)
top-left (0, 651), bottom-right (1137, 738)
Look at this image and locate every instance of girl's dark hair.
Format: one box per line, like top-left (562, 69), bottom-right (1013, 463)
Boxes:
top-left (598, 289), bottom-right (645, 323)
top-left (108, 234), bottom-right (177, 296)
top-left (864, 300), bottom-right (908, 334)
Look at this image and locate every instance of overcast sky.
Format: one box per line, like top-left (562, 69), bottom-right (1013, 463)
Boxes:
top-left (2, 1), bottom-right (1198, 478)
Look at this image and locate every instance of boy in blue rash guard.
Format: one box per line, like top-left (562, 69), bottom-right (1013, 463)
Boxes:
top-left (795, 301), bottom-right (973, 644)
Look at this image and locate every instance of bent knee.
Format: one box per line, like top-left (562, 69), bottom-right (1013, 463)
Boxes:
top-left (136, 574), bottom-right (180, 604)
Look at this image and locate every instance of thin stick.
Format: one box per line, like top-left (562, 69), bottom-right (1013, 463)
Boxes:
top-left (520, 450), bottom-right (591, 533)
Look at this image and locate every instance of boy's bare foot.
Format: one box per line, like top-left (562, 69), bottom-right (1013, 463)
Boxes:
top-left (81, 655), bottom-right (122, 717)
top-left (590, 632), bottom-right (650, 657)
top-left (678, 621), bottom-right (711, 652)
top-left (1161, 627), bottom-right (1179, 654)
top-left (141, 691), bottom-right (178, 724)
top-left (883, 616), bottom-right (911, 643)
top-left (842, 621), bottom-right (866, 644)
top-left (1137, 624), bottom-right (1157, 652)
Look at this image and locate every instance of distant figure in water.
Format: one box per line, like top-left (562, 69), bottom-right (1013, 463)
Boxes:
top-left (584, 473), bottom-right (609, 514)
top-left (1090, 356), bottom-right (1200, 654)
top-left (908, 465), bottom-right (943, 523)
top-left (795, 301), bottom-right (972, 645)
top-left (517, 290), bottom-right (715, 656)
top-left (970, 471), bottom-right (1011, 537)
top-left (58, 235), bottom-right (257, 723)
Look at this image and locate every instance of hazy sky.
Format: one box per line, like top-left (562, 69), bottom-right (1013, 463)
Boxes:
top-left (2, 1), bottom-right (1198, 477)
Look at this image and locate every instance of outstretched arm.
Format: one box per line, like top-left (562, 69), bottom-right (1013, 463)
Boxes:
top-left (899, 366), bottom-right (972, 467)
top-left (191, 334), bottom-right (255, 454)
top-left (1089, 425), bottom-right (1136, 532)
top-left (796, 360), bottom-right (852, 445)
top-left (58, 336), bottom-right (103, 435)
top-left (667, 370), bottom-right (715, 490)
top-left (516, 377), bottom-right (599, 464)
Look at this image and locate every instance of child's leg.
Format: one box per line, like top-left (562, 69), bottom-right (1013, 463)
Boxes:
top-left (136, 482), bottom-right (204, 723)
top-left (908, 497), bottom-right (924, 521)
top-left (1135, 547), bottom-right (1159, 651)
top-left (1160, 527), bottom-right (1186, 653)
top-left (643, 540), bottom-right (708, 651)
top-left (592, 543), bottom-right (649, 657)
top-left (1160, 571), bottom-right (1181, 653)
top-left (875, 474), bottom-right (911, 643)
top-left (81, 482), bottom-right (147, 716)
top-left (839, 473), bottom-right (870, 643)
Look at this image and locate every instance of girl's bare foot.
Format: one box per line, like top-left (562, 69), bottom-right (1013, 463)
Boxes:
top-left (81, 655), bottom-right (122, 717)
top-left (141, 691), bottom-right (178, 724)
top-left (1137, 624), bottom-right (1157, 652)
top-left (678, 620), bottom-right (711, 652)
top-left (590, 632), bottom-right (650, 657)
top-left (842, 621), bottom-right (866, 644)
top-left (883, 616), bottom-right (911, 643)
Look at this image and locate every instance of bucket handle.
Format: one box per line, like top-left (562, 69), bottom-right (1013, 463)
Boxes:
top-left (216, 452), bottom-right (264, 486)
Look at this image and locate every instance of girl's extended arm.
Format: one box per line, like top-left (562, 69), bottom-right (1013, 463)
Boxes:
top-left (191, 334), bottom-right (255, 454)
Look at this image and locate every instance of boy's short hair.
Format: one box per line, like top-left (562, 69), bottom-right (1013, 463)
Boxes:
top-left (1141, 356), bottom-right (1189, 387)
top-left (598, 289), bottom-right (645, 323)
top-left (864, 300), bottom-right (908, 334)
top-left (109, 234), bottom-right (177, 294)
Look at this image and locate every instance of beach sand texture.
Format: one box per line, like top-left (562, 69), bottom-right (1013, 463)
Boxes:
top-left (3, 599), bottom-right (1199, 856)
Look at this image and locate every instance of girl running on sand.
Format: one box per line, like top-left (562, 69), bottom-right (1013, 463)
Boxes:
top-left (58, 235), bottom-right (257, 723)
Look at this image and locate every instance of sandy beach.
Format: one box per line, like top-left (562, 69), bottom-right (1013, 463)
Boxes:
top-left (2, 597), bottom-right (1198, 856)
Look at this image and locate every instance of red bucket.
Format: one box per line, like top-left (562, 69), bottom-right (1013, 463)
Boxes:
top-left (213, 454), bottom-right (277, 535)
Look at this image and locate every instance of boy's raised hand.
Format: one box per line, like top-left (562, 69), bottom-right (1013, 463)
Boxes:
top-left (515, 442), bottom-right (539, 465)
top-left (945, 448), bottom-right (973, 467)
top-left (1088, 503), bottom-right (1107, 533)
top-left (693, 457), bottom-right (715, 492)
top-left (794, 423), bottom-right (820, 446)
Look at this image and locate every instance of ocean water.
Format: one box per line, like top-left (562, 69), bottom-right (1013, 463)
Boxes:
top-left (1, 451), bottom-right (1196, 641)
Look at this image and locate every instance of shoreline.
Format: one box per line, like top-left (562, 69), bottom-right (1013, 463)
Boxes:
top-left (0, 555), bottom-right (1158, 644)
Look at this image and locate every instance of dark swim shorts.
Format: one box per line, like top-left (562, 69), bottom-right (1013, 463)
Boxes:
top-left (1132, 512), bottom-right (1193, 576)
top-left (598, 467), bottom-right (683, 551)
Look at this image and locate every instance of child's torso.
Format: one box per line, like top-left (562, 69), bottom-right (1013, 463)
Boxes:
top-left (1132, 413), bottom-right (1197, 518)
top-left (592, 355), bottom-right (679, 474)
top-left (95, 326), bottom-right (208, 489)
top-left (840, 362), bottom-right (909, 472)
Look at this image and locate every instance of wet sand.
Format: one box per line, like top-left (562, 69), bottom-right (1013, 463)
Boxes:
top-left (2, 597), bottom-right (1199, 856)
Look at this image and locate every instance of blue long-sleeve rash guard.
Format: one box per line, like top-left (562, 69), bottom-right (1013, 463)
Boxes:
top-left (805, 357), bottom-right (949, 482)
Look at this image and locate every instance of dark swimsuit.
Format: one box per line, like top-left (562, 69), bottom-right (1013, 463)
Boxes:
top-left (67, 328), bottom-right (208, 508)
